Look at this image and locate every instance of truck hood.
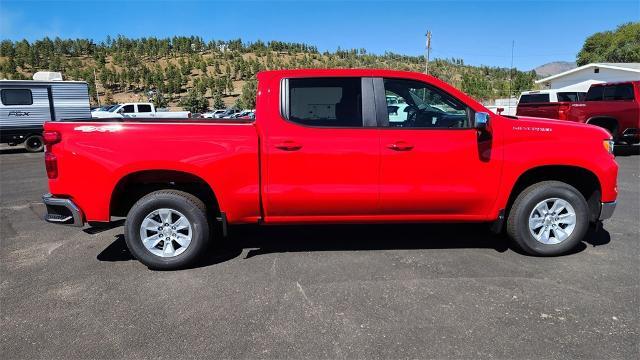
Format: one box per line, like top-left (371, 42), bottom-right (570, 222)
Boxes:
top-left (507, 115), bottom-right (612, 139)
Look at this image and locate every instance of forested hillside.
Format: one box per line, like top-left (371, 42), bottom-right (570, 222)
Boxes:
top-left (0, 36), bottom-right (537, 111)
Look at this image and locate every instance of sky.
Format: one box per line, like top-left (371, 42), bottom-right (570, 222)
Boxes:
top-left (1, 0), bottom-right (638, 70)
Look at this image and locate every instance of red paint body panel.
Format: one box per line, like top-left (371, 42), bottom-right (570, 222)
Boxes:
top-left (45, 121), bottom-right (261, 223)
top-left (44, 69), bottom-right (618, 226)
top-left (379, 128), bottom-right (501, 218)
top-left (491, 116), bottom-right (618, 211)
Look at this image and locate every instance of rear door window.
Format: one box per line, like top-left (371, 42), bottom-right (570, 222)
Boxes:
top-left (1, 89), bottom-right (33, 105)
top-left (137, 104), bottom-right (152, 113)
top-left (606, 84), bottom-right (635, 100)
top-left (519, 94), bottom-right (550, 103)
top-left (286, 77), bottom-right (363, 127)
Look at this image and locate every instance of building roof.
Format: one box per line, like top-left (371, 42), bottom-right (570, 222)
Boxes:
top-left (535, 63), bottom-right (640, 84)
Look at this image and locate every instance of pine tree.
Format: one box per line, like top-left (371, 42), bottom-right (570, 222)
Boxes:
top-left (213, 91), bottom-right (224, 109)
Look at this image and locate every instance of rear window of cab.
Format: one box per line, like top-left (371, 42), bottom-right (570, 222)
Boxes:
top-left (519, 94), bottom-right (550, 103)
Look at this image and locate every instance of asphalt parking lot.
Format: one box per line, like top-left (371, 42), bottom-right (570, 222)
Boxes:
top-left (1, 146), bottom-right (638, 359)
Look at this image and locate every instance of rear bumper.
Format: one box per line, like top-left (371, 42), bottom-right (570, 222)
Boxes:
top-left (599, 201), bottom-right (616, 221)
top-left (42, 193), bottom-right (84, 227)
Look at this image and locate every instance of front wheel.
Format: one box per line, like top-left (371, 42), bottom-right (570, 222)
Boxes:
top-left (124, 190), bottom-right (210, 270)
top-left (506, 181), bottom-right (589, 256)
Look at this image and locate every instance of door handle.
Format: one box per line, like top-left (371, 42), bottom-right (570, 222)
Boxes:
top-left (387, 141), bottom-right (414, 151)
top-left (275, 141), bottom-right (303, 151)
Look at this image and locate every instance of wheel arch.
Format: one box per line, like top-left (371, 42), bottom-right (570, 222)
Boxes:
top-left (586, 116), bottom-right (619, 136)
top-left (109, 169), bottom-right (221, 220)
top-left (505, 165), bottom-right (602, 223)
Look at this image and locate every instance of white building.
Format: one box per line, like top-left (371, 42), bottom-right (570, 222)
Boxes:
top-left (535, 63), bottom-right (640, 92)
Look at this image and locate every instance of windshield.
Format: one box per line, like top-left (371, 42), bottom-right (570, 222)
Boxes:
top-left (107, 105), bottom-right (121, 112)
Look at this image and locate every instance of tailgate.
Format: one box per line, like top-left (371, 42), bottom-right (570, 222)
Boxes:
top-left (516, 103), bottom-right (561, 119)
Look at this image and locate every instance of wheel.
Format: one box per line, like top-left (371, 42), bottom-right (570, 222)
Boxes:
top-left (506, 181), bottom-right (589, 256)
top-left (24, 134), bottom-right (44, 152)
top-left (124, 190), bottom-right (210, 270)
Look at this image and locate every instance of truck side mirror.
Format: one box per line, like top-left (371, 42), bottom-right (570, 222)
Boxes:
top-left (475, 112), bottom-right (490, 130)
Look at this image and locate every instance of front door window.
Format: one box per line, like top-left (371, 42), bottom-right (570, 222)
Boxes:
top-left (382, 78), bottom-right (472, 129)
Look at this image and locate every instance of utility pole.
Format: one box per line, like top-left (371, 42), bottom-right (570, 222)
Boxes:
top-left (508, 40), bottom-right (514, 105)
top-left (425, 31), bottom-right (432, 75)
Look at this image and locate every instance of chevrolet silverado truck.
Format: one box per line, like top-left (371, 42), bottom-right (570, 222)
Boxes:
top-left (41, 69), bottom-right (618, 269)
top-left (566, 81), bottom-right (640, 145)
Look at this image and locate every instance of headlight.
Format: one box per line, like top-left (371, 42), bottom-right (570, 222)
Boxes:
top-left (603, 139), bottom-right (614, 155)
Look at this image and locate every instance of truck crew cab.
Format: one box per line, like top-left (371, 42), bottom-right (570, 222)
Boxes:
top-left (42, 69), bottom-right (618, 269)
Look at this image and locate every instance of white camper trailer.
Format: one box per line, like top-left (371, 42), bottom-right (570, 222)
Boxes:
top-left (0, 72), bottom-right (91, 152)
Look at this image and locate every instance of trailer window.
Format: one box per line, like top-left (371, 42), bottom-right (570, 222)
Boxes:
top-left (286, 77), bottom-right (362, 127)
top-left (1, 89), bottom-right (33, 106)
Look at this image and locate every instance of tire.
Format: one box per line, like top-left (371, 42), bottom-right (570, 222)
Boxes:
top-left (24, 134), bottom-right (44, 152)
top-left (124, 190), bottom-right (210, 270)
top-left (506, 181), bottom-right (589, 256)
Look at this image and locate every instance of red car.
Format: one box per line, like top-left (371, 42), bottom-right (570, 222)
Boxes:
top-left (42, 69), bottom-right (618, 269)
top-left (566, 81), bottom-right (640, 144)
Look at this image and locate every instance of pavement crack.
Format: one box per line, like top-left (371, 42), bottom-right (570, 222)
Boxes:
top-left (296, 281), bottom-right (312, 306)
top-left (271, 256), bottom-right (278, 277)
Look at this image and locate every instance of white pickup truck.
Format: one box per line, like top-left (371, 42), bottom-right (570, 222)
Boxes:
top-left (91, 103), bottom-right (190, 119)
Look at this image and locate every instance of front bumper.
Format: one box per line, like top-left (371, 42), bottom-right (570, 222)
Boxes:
top-left (42, 193), bottom-right (84, 227)
top-left (621, 129), bottom-right (639, 144)
top-left (599, 201), bottom-right (617, 221)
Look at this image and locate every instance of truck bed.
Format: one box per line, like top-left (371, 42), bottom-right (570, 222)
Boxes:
top-left (44, 120), bottom-right (261, 223)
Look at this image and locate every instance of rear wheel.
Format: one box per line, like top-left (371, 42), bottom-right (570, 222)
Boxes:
top-left (24, 134), bottom-right (44, 152)
top-left (124, 190), bottom-right (210, 270)
top-left (507, 181), bottom-right (589, 256)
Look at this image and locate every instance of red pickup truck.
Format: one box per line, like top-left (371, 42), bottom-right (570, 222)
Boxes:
top-left (566, 81), bottom-right (640, 144)
top-left (42, 69), bottom-right (618, 269)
